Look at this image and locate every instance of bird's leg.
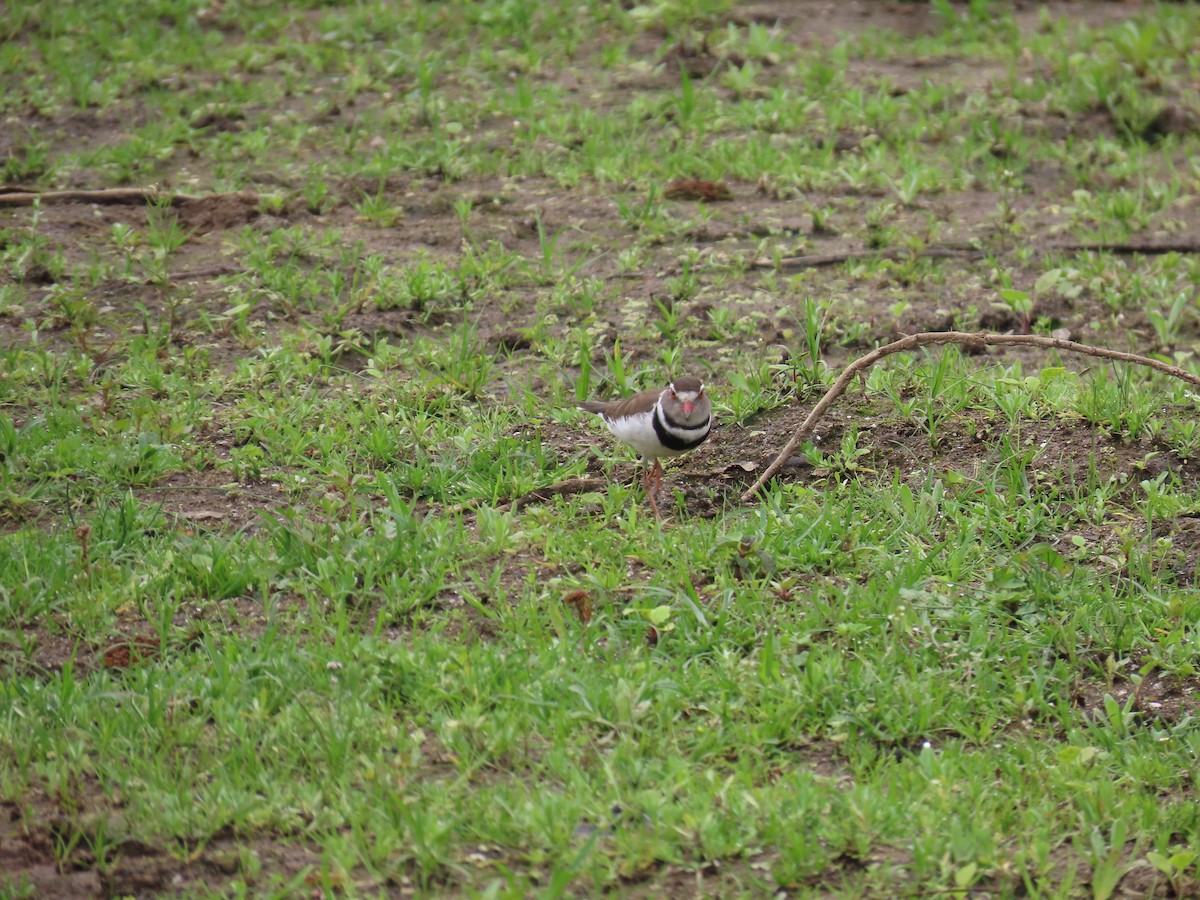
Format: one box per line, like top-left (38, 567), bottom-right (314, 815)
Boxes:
top-left (641, 460), bottom-right (664, 519)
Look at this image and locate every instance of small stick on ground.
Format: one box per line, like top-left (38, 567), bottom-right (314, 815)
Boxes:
top-left (501, 476), bottom-right (607, 512)
top-left (0, 187), bottom-right (259, 207)
top-left (752, 241), bottom-right (1200, 272)
top-left (753, 247), bottom-right (984, 271)
top-left (1047, 241), bottom-right (1200, 256)
top-left (741, 330), bottom-right (1200, 503)
top-left (445, 476), bottom-right (607, 516)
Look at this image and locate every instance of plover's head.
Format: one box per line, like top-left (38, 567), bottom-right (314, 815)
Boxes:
top-left (667, 376), bottom-right (707, 419)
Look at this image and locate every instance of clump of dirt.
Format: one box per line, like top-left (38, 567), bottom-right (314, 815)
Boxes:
top-left (175, 191), bottom-right (260, 233)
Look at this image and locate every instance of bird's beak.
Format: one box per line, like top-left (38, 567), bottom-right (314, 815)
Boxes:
top-left (681, 401), bottom-right (694, 415)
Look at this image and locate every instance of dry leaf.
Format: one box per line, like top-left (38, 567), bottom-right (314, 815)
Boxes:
top-left (564, 589), bottom-right (593, 624)
top-left (663, 178), bottom-right (734, 202)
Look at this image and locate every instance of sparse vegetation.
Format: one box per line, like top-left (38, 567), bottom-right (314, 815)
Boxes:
top-left (3, 1), bottom-right (1200, 897)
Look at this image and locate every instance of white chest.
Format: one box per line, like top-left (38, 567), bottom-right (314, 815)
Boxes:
top-left (605, 409), bottom-right (673, 458)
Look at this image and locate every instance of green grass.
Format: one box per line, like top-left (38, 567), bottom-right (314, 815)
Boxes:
top-left (3, 0), bottom-right (1200, 896)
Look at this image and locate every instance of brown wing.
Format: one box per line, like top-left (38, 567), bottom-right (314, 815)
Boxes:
top-left (579, 386), bottom-right (663, 421)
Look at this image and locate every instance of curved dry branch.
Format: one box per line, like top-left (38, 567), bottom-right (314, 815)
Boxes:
top-left (740, 330), bottom-right (1200, 503)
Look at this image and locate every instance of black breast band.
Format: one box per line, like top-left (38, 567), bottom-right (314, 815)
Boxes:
top-left (653, 408), bottom-right (711, 451)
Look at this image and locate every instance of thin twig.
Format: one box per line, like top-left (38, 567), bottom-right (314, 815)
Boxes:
top-left (498, 476), bottom-right (607, 512)
top-left (1047, 240), bottom-right (1200, 255)
top-left (752, 240), bottom-right (1200, 271)
top-left (741, 330), bottom-right (1200, 502)
top-left (0, 187), bottom-right (259, 207)
top-left (754, 247), bottom-right (985, 270)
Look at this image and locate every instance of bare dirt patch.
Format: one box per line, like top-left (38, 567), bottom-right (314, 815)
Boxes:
top-left (1073, 658), bottom-right (1200, 727)
top-left (3, 0), bottom-right (1198, 896)
top-left (0, 790), bottom-right (323, 900)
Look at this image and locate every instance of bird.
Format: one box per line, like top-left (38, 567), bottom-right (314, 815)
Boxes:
top-left (578, 376), bottom-right (712, 518)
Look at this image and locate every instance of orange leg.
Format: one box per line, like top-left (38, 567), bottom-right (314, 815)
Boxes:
top-left (641, 459), bottom-right (665, 519)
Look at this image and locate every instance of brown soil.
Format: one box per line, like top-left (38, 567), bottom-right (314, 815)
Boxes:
top-left (3, 0), bottom-right (1198, 896)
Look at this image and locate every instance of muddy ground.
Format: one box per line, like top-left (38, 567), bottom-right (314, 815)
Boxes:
top-left (3, 0), bottom-right (1200, 896)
